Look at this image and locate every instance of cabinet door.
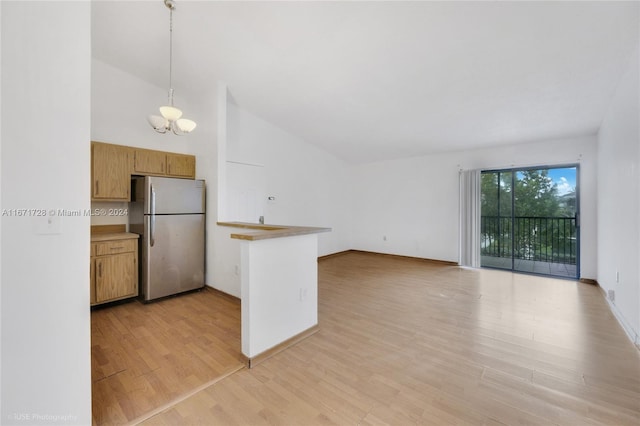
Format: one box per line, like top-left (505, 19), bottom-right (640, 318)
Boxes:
top-left (92, 143), bottom-right (132, 201)
top-left (134, 149), bottom-right (166, 175)
top-left (166, 153), bottom-right (196, 178)
top-left (90, 257), bottom-right (96, 305)
top-left (95, 252), bottom-right (137, 302)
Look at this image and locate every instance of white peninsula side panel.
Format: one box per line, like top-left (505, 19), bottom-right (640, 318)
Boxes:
top-left (240, 233), bottom-right (318, 358)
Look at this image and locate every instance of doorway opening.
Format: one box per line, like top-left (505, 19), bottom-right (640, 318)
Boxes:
top-left (480, 165), bottom-right (579, 278)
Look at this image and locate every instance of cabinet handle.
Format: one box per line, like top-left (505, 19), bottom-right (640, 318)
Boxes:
top-left (95, 181), bottom-right (99, 195)
top-left (150, 184), bottom-right (156, 247)
top-left (98, 263), bottom-right (102, 277)
top-left (110, 246), bottom-right (124, 250)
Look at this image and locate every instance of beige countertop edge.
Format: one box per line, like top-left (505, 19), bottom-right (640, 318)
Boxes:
top-left (91, 232), bottom-right (140, 242)
top-left (217, 222), bottom-right (331, 241)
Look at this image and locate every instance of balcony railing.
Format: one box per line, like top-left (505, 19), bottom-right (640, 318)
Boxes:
top-left (481, 216), bottom-right (577, 265)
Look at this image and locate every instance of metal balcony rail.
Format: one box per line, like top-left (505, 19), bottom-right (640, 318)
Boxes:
top-left (481, 216), bottom-right (577, 265)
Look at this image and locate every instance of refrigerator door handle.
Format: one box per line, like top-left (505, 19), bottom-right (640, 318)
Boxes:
top-left (150, 184), bottom-right (156, 247)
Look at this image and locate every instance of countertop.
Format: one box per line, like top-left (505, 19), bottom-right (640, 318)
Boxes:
top-left (91, 232), bottom-right (140, 242)
top-left (217, 222), bottom-right (331, 241)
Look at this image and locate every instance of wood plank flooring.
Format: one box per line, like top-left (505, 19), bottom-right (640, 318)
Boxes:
top-left (91, 287), bottom-right (245, 425)
top-left (141, 251), bottom-right (640, 425)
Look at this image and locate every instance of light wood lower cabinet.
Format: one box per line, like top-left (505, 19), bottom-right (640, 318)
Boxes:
top-left (90, 258), bottom-right (96, 305)
top-left (90, 238), bottom-right (138, 306)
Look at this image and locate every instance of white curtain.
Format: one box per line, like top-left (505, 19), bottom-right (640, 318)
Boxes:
top-left (459, 169), bottom-right (481, 267)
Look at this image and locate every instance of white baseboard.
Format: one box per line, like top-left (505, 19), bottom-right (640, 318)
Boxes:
top-left (604, 295), bottom-right (639, 349)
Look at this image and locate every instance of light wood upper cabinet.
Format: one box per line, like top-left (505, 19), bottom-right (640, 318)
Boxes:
top-left (91, 142), bottom-right (196, 201)
top-left (134, 148), bottom-right (167, 175)
top-left (166, 153), bottom-right (196, 178)
top-left (92, 142), bottom-right (132, 201)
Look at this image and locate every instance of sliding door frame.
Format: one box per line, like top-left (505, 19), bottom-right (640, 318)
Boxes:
top-left (480, 163), bottom-right (581, 279)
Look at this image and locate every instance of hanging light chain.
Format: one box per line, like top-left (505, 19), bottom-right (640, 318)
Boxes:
top-left (149, 0), bottom-right (196, 135)
top-left (167, 0), bottom-right (175, 106)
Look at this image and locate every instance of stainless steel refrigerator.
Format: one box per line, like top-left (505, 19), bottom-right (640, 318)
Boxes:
top-left (129, 176), bottom-right (205, 301)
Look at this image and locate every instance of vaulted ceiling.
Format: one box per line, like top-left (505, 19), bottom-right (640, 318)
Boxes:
top-left (92, 1), bottom-right (639, 163)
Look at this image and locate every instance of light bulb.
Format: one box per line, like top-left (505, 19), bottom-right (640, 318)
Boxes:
top-left (176, 118), bottom-right (197, 133)
top-left (148, 115), bottom-right (168, 132)
top-left (159, 105), bottom-right (183, 121)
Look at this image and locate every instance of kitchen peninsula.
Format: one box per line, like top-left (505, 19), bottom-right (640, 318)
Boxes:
top-left (217, 222), bottom-right (330, 366)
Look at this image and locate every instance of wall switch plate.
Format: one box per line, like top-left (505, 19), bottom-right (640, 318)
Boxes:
top-left (34, 215), bottom-right (61, 235)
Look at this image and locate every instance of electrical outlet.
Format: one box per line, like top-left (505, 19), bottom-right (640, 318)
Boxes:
top-left (608, 289), bottom-right (615, 303)
top-left (383, 235), bottom-right (387, 241)
top-left (234, 265), bottom-right (239, 275)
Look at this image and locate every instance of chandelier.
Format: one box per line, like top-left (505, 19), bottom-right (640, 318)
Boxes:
top-left (148, 0), bottom-right (196, 135)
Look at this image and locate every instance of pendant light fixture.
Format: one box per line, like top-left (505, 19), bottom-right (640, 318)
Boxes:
top-left (148, 0), bottom-right (196, 135)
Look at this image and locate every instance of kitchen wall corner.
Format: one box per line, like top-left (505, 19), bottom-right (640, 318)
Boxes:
top-left (90, 201), bottom-right (129, 229)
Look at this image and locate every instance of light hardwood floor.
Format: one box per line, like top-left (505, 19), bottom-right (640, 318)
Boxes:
top-left (138, 251), bottom-right (640, 425)
top-left (91, 287), bottom-right (245, 425)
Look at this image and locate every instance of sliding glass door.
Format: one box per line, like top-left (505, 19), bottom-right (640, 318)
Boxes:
top-left (480, 166), bottom-right (579, 278)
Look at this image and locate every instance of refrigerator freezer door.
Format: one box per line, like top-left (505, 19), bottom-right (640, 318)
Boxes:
top-left (143, 176), bottom-right (205, 215)
top-left (141, 213), bottom-right (205, 301)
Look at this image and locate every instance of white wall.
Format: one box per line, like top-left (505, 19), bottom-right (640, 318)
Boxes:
top-left (597, 47), bottom-right (640, 344)
top-left (1, 2), bottom-right (91, 424)
top-left (211, 100), bottom-right (352, 297)
top-left (351, 135), bottom-right (598, 279)
top-left (0, 0), bottom-right (3, 416)
top-left (91, 59), bottom-right (203, 156)
top-left (212, 226), bottom-right (242, 298)
top-left (226, 101), bottom-right (352, 256)
top-left (241, 234), bottom-right (318, 358)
